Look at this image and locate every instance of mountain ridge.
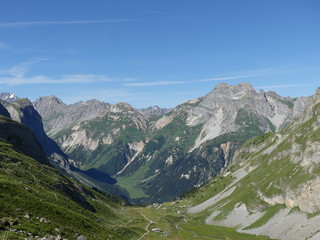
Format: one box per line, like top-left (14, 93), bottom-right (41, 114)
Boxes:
top-left (31, 82), bottom-right (312, 204)
top-left (0, 84), bottom-right (320, 239)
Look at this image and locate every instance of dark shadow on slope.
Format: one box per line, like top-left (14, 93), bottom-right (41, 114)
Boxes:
top-left (69, 166), bottom-right (130, 201)
top-left (70, 166), bottom-right (117, 184)
top-left (53, 180), bottom-right (96, 212)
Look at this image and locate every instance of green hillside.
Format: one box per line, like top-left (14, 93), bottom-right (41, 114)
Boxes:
top-left (0, 117), bottom-right (140, 240)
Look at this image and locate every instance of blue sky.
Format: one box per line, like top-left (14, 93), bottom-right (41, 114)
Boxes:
top-left (0, 0), bottom-right (319, 108)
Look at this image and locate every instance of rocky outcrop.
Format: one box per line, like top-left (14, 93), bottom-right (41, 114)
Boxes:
top-left (140, 106), bottom-right (171, 118)
top-left (0, 116), bottom-right (49, 165)
top-left (259, 177), bottom-right (320, 213)
top-left (0, 101), bottom-right (10, 118)
top-left (34, 96), bottom-right (110, 136)
top-left (3, 99), bottom-right (69, 167)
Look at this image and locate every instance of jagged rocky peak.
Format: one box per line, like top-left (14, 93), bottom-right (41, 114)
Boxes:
top-left (0, 92), bottom-right (20, 103)
top-left (3, 98), bottom-right (36, 123)
top-left (34, 95), bottom-right (111, 137)
top-left (207, 82), bottom-right (256, 100)
top-left (74, 99), bottom-right (110, 113)
top-left (185, 82), bottom-right (271, 125)
top-left (34, 95), bottom-right (64, 106)
top-left (140, 105), bottom-right (171, 117)
top-left (79, 99), bottom-right (106, 106)
top-left (296, 87), bottom-right (320, 124)
top-left (110, 102), bottom-right (136, 113)
top-left (314, 87), bottom-right (320, 101)
top-left (214, 82), bottom-right (254, 91)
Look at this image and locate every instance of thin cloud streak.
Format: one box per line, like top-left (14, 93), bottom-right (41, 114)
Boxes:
top-left (123, 75), bottom-right (247, 87)
top-left (0, 74), bottom-right (113, 85)
top-left (195, 76), bottom-right (248, 82)
top-left (0, 59), bottom-right (115, 85)
top-left (1, 58), bottom-right (50, 77)
top-left (123, 66), bottom-right (300, 87)
top-left (0, 19), bottom-right (139, 27)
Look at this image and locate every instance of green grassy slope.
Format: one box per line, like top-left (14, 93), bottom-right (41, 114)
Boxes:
top-left (0, 116), bottom-right (143, 240)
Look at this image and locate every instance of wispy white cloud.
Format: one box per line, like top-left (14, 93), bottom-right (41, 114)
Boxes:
top-left (0, 74), bottom-right (113, 85)
top-left (0, 58), bottom-right (50, 78)
top-left (0, 19), bottom-right (139, 27)
top-left (123, 66), bottom-right (300, 87)
top-left (194, 76), bottom-right (249, 83)
top-left (123, 75), bottom-right (247, 87)
top-left (0, 59), bottom-right (113, 85)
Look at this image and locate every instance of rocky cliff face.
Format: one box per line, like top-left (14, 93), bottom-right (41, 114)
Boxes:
top-left (0, 115), bottom-right (49, 165)
top-left (186, 87), bottom-right (320, 240)
top-left (34, 83), bottom-right (312, 204)
top-left (49, 101), bottom-right (148, 170)
top-left (0, 98), bottom-right (69, 168)
top-left (34, 96), bottom-right (110, 137)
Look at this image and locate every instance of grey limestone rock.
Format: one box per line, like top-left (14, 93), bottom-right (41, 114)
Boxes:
top-left (34, 96), bottom-right (110, 136)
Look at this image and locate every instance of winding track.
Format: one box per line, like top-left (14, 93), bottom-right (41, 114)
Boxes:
top-left (137, 212), bottom-right (153, 240)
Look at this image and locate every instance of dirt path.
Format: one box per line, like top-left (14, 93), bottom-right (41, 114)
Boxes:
top-left (137, 212), bottom-right (153, 240)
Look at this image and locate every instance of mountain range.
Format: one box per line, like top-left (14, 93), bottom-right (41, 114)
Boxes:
top-left (33, 82), bottom-right (310, 204)
top-left (0, 82), bottom-right (319, 239)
